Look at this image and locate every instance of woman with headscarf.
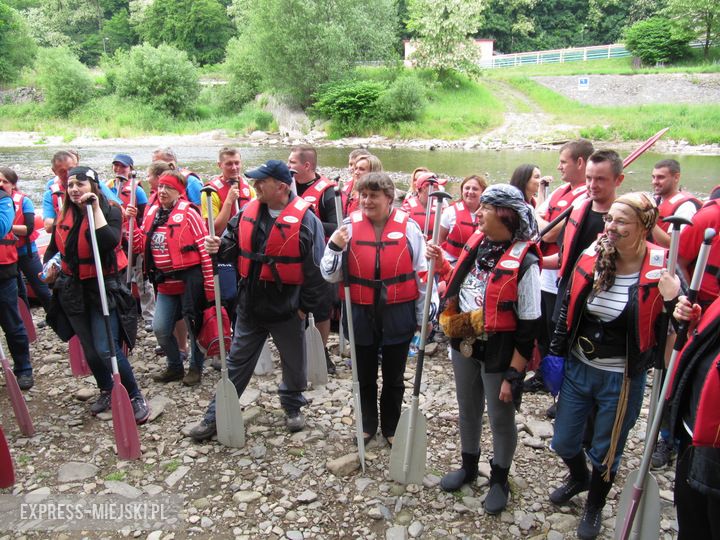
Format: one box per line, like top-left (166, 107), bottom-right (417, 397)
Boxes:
top-left (427, 184), bottom-right (541, 514)
top-left (42, 166), bottom-right (148, 423)
top-left (546, 192), bottom-right (668, 540)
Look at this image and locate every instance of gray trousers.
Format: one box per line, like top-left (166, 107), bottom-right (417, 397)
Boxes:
top-left (450, 347), bottom-right (518, 468)
top-left (205, 310), bottom-right (308, 422)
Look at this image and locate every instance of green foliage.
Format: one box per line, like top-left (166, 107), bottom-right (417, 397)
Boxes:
top-left (0, 2), bottom-right (37, 83)
top-left (35, 47), bottom-right (94, 116)
top-left (102, 9), bottom-right (138, 54)
top-left (108, 43), bottom-right (200, 115)
top-left (239, 0), bottom-right (398, 105)
top-left (311, 80), bottom-right (386, 136)
top-left (376, 76), bottom-right (427, 122)
top-left (624, 17), bottom-right (693, 65)
top-left (137, 0), bottom-right (233, 65)
top-left (220, 37), bottom-right (262, 111)
top-left (665, 0), bottom-right (720, 58)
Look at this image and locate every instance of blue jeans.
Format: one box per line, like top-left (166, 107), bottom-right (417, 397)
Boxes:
top-left (66, 304), bottom-right (140, 398)
top-left (153, 293), bottom-right (204, 372)
top-left (0, 276), bottom-right (31, 375)
top-left (17, 251), bottom-right (51, 311)
top-left (552, 356), bottom-right (646, 473)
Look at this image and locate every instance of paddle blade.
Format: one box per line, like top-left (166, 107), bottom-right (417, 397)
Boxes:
top-left (0, 425), bottom-right (15, 488)
top-left (215, 376), bottom-right (245, 448)
top-left (389, 409), bottom-right (427, 485)
top-left (68, 336), bottom-right (91, 377)
top-left (110, 373), bottom-right (141, 460)
top-left (1, 357), bottom-right (35, 437)
top-left (17, 299), bottom-right (36, 343)
top-left (254, 340), bottom-right (273, 375)
top-left (615, 469), bottom-right (661, 540)
top-left (306, 321), bottom-right (328, 387)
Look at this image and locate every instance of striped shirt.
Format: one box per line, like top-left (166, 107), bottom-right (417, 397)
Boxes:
top-left (574, 272), bottom-right (638, 373)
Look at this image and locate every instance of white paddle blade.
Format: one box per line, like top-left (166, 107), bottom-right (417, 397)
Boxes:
top-left (389, 410), bottom-right (427, 485)
top-left (215, 378), bottom-right (245, 448)
top-left (614, 469), bottom-right (661, 540)
top-left (306, 324), bottom-right (328, 387)
top-left (254, 340), bottom-right (273, 375)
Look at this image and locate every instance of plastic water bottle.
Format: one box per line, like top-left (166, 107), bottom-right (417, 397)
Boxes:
top-left (408, 332), bottom-right (421, 358)
top-left (40, 252), bottom-right (61, 280)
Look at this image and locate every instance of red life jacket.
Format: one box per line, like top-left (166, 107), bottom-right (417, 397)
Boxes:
top-left (207, 176), bottom-right (253, 216)
top-left (441, 201), bottom-right (478, 258)
top-left (141, 200), bottom-right (204, 271)
top-left (238, 197), bottom-right (310, 285)
top-left (667, 296), bottom-right (720, 448)
top-left (55, 209), bottom-right (128, 280)
top-left (558, 198), bottom-right (595, 278)
top-left (565, 242), bottom-right (667, 353)
top-left (448, 231), bottom-right (541, 332)
top-left (402, 196), bottom-right (435, 238)
top-left (657, 191), bottom-right (701, 232)
top-left (0, 191), bottom-right (18, 265)
top-left (49, 178), bottom-right (64, 216)
top-left (542, 183), bottom-right (587, 256)
top-left (684, 200), bottom-right (720, 306)
top-left (299, 175), bottom-right (336, 219)
top-left (12, 192), bottom-right (39, 250)
top-left (341, 180), bottom-right (358, 216)
top-left (345, 209), bottom-right (419, 305)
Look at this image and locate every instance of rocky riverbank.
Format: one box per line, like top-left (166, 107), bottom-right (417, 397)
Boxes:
top-left (0, 308), bottom-right (679, 539)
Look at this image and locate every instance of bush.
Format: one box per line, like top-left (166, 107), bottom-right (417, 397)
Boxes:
top-left (107, 44), bottom-right (200, 116)
top-left (35, 47), bottom-right (94, 116)
top-left (624, 18), bottom-right (693, 65)
top-left (220, 37), bottom-right (262, 112)
top-left (0, 3), bottom-right (37, 84)
top-left (376, 76), bottom-right (427, 122)
top-left (310, 80), bottom-right (386, 136)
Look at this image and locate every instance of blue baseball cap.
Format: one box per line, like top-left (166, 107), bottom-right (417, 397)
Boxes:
top-left (245, 160), bottom-right (293, 185)
top-left (112, 153), bottom-right (134, 168)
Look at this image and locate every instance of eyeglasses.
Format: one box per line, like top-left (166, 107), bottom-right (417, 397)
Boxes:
top-left (603, 215), bottom-right (637, 227)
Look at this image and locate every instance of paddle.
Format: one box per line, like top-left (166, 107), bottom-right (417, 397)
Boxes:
top-left (0, 424), bottom-right (14, 488)
top-left (333, 187), bottom-right (366, 472)
top-left (615, 227), bottom-right (717, 540)
top-left (389, 190), bottom-right (450, 484)
top-left (68, 335), bottom-right (91, 377)
top-left (122, 176), bottom-right (138, 359)
top-left (0, 338), bottom-right (34, 437)
top-left (201, 186), bottom-right (244, 448)
top-left (86, 199), bottom-right (141, 460)
top-left (17, 298), bottom-right (36, 343)
top-left (306, 313), bottom-right (328, 387)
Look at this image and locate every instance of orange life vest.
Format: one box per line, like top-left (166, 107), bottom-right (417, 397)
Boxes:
top-left (558, 198), bottom-right (596, 278)
top-left (141, 200), bottom-right (203, 271)
top-left (12, 192), bottom-right (39, 250)
top-left (299, 175), bottom-right (336, 219)
top-left (208, 176), bottom-right (253, 216)
top-left (542, 183), bottom-right (587, 256)
top-left (657, 191), bottom-right (701, 232)
top-left (0, 191), bottom-right (18, 266)
top-left (441, 201), bottom-right (478, 258)
top-left (402, 195), bottom-right (435, 238)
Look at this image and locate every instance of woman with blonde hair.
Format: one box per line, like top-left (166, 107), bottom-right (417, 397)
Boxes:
top-left (547, 192), bottom-right (668, 540)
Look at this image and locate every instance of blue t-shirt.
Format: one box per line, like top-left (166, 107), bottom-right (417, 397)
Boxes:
top-left (0, 193), bottom-right (13, 238)
top-left (42, 176), bottom-right (122, 220)
top-left (185, 173), bottom-right (202, 205)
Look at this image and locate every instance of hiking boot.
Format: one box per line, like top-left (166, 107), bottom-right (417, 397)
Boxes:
top-left (523, 373), bottom-right (548, 393)
top-left (182, 367), bottom-right (202, 387)
top-left (131, 395), bottom-right (150, 425)
top-left (651, 438), bottom-right (674, 469)
top-left (325, 348), bottom-right (336, 375)
top-left (546, 402), bottom-right (557, 419)
top-left (577, 503), bottom-right (603, 539)
top-left (189, 419), bottom-right (217, 442)
top-left (152, 367), bottom-right (184, 383)
top-left (286, 411), bottom-right (305, 433)
top-left (90, 390), bottom-right (112, 415)
top-left (484, 460), bottom-right (511, 515)
top-left (550, 475), bottom-right (590, 504)
top-left (440, 452), bottom-right (479, 492)
top-left (16, 373), bottom-right (34, 391)
top-left (154, 345), bottom-right (165, 356)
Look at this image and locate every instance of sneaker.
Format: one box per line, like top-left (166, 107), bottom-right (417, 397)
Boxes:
top-left (131, 395), bottom-right (150, 425)
top-left (154, 345), bottom-right (165, 356)
top-left (651, 438), bottom-right (675, 469)
top-left (550, 476), bottom-right (590, 505)
top-left (189, 419), bottom-right (217, 442)
top-left (286, 411), bottom-right (305, 433)
top-left (90, 390), bottom-right (112, 415)
top-left (546, 402), bottom-right (557, 419)
top-left (577, 503), bottom-right (603, 539)
top-left (152, 367), bottom-right (184, 383)
top-left (16, 373), bottom-right (34, 391)
top-left (182, 367), bottom-right (202, 387)
top-left (523, 373), bottom-right (548, 393)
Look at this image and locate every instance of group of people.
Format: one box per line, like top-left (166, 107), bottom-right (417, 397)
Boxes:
top-left (0, 140), bottom-right (718, 540)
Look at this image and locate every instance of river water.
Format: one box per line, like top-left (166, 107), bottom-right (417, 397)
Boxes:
top-left (1, 144), bottom-right (718, 206)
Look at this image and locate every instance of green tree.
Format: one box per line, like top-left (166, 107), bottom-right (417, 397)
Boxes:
top-left (238, 0), bottom-right (398, 105)
top-left (406, 0), bottom-right (487, 73)
top-left (35, 47), bottom-right (94, 115)
top-left (137, 0), bottom-right (233, 65)
top-left (666, 0), bottom-right (720, 58)
top-left (101, 8), bottom-right (138, 54)
top-left (0, 2), bottom-right (37, 83)
top-left (624, 17), bottom-right (693, 64)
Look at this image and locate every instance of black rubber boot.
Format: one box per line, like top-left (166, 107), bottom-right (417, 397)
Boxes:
top-left (577, 467), bottom-right (614, 540)
top-left (440, 452), bottom-right (479, 492)
top-left (484, 459), bottom-right (511, 515)
top-left (325, 347), bottom-right (336, 375)
top-left (550, 451), bottom-right (590, 504)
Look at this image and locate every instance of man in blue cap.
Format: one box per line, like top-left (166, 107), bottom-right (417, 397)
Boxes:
top-left (190, 160), bottom-right (327, 441)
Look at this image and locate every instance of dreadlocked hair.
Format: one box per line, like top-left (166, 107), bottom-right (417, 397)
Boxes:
top-left (593, 192), bottom-right (658, 293)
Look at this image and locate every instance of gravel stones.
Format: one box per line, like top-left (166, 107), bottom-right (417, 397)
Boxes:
top-left (57, 462), bottom-right (99, 482)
